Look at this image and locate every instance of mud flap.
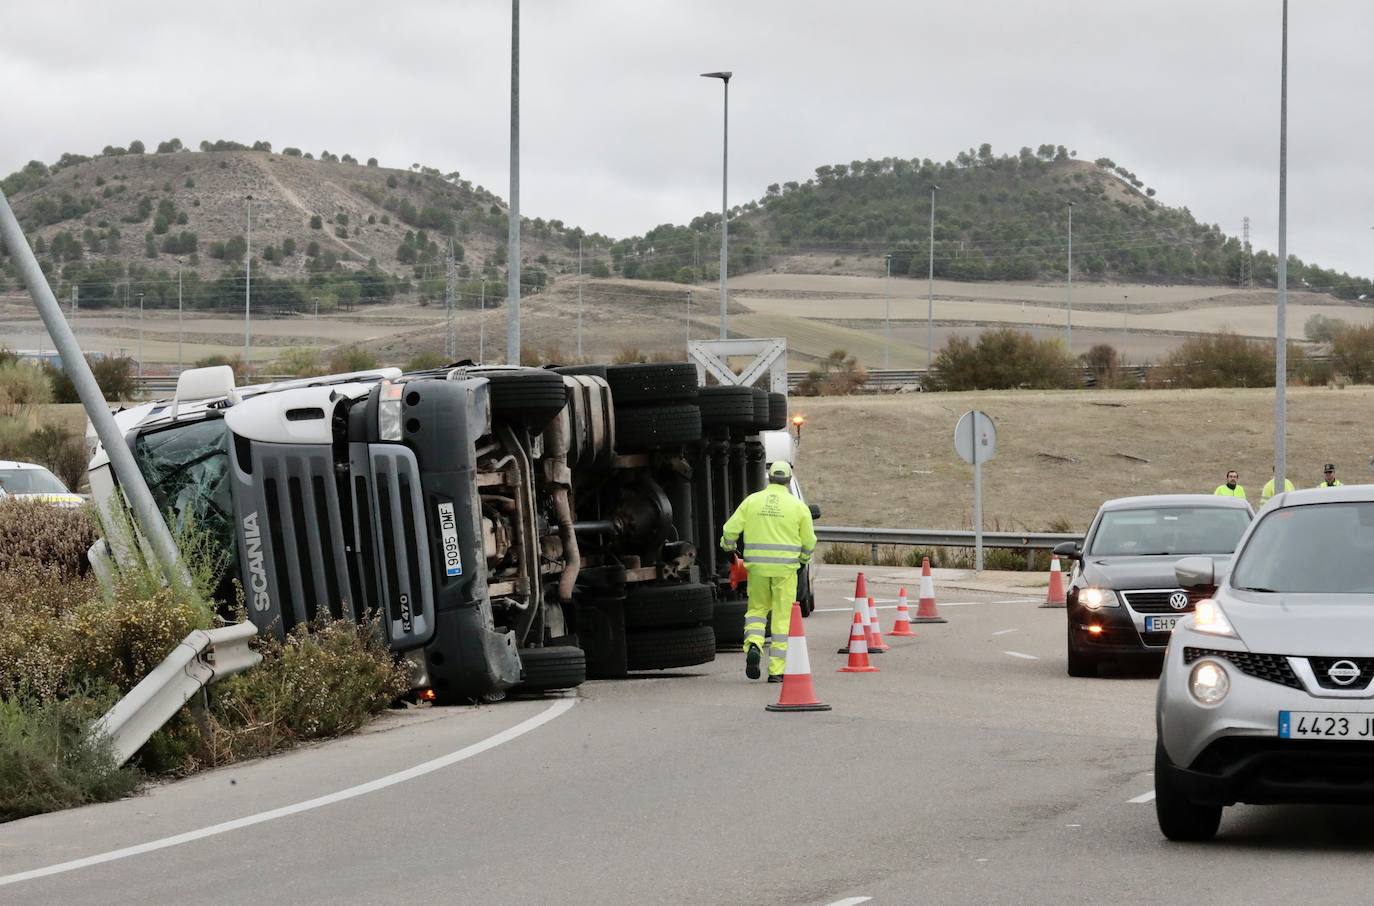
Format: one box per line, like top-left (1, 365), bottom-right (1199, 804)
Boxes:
top-left (576, 597), bottom-right (628, 678)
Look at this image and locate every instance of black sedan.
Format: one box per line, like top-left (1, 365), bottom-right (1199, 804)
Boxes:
top-left (1055, 494), bottom-right (1253, 677)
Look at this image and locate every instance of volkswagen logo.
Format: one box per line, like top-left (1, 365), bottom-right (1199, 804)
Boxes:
top-left (1168, 591), bottom-right (1190, 611)
top-left (1328, 660), bottom-right (1362, 686)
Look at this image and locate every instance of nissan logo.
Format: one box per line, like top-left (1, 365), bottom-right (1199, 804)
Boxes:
top-left (1327, 660), bottom-right (1362, 686)
top-left (1168, 591), bottom-right (1190, 611)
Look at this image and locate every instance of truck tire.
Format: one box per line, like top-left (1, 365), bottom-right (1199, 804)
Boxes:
top-left (711, 599), bottom-right (748, 647)
top-left (484, 370), bottom-right (568, 431)
top-left (626, 625), bottom-right (717, 671)
top-left (515, 646), bottom-right (587, 692)
top-left (625, 582), bottom-right (714, 629)
top-left (766, 392), bottom-right (788, 430)
top-left (554, 364), bottom-right (608, 379)
top-left (614, 403), bottom-right (702, 450)
top-left (604, 363), bottom-right (699, 404)
top-left (697, 386), bottom-right (756, 428)
top-left (751, 388), bottom-right (770, 428)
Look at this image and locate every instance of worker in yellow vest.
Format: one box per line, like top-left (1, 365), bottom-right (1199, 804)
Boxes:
top-left (1261, 467), bottom-right (1295, 505)
top-left (1317, 463), bottom-right (1343, 488)
top-left (1213, 470), bottom-right (1246, 499)
top-left (720, 461), bottom-right (816, 683)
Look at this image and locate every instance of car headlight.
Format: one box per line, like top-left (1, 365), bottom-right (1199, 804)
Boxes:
top-left (1079, 587), bottom-right (1120, 610)
top-left (1192, 599), bottom-right (1238, 638)
top-left (1189, 659), bottom-right (1230, 705)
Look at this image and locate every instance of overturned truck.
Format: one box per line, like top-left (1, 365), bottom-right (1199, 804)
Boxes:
top-left (88, 361), bottom-right (798, 702)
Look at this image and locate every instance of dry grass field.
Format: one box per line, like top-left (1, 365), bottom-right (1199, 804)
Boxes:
top-left (792, 386), bottom-right (1374, 531)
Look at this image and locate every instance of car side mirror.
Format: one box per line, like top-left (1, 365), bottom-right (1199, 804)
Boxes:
top-left (1052, 540), bottom-right (1081, 560)
top-left (1175, 556), bottom-right (1215, 588)
top-left (808, 504), bottom-right (821, 519)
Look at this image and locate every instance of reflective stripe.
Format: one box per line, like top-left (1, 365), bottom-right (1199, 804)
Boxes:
top-left (744, 630), bottom-right (765, 642)
top-left (747, 542), bottom-right (803, 552)
top-left (745, 555), bottom-right (799, 565)
top-left (800, 545), bottom-right (814, 554)
top-left (744, 616), bottom-right (767, 628)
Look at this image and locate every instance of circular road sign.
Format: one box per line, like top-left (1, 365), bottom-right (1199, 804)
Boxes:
top-left (954, 410), bottom-right (998, 465)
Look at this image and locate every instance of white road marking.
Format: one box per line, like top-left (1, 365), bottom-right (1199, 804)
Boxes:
top-left (0, 697), bottom-right (578, 889)
top-left (1128, 790), bottom-right (1157, 804)
top-left (823, 898), bottom-right (872, 906)
top-left (991, 628), bottom-right (1019, 636)
top-left (1003, 650), bottom-right (1039, 660)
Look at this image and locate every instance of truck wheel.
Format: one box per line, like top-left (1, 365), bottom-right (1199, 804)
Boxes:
top-left (626, 625), bottom-right (717, 670)
top-left (697, 386), bottom-right (756, 428)
top-left (614, 403), bottom-right (702, 450)
top-left (554, 364), bottom-right (608, 379)
top-left (711, 599), bottom-right (748, 647)
top-left (766, 392), bottom-right (788, 430)
top-left (604, 363), bottom-right (699, 404)
top-left (485, 370), bottom-right (568, 431)
top-left (750, 388), bottom-right (770, 429)
top-left (1155, 740), bottom-right (1222, 841)
top-left (625, 582), bottom-right (714, 629)
top-left (514, 646), bottom-right (587, 692)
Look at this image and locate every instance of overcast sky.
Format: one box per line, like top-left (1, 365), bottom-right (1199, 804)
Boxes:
top-left (3, 1), bottom-right (1370, 277)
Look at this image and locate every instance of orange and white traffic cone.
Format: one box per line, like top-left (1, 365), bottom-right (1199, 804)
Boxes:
top-left (889, 587), bottom-right (917, 637)
top-left (914, 557), bottom-right (947, 624)
top-left (1041, 555), bottom-right (1067, 608)
top-left (866, 596), bottom-right (891, 652)
top-left (838, 571), bottom-right (871, 653)
top-left (839, 612), bottom-right (879, 672)
top-left (766, 602), bottom-right (832, 712)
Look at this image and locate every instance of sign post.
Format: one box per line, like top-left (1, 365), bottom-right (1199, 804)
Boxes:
top-left (954, 410), bottom-right (998, 571)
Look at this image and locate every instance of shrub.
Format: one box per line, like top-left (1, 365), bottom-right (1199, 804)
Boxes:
top-left (328, 346), bottom-right (379, 372)
top-left (309, 214), bottom-right (323, 230)
top-left (0, 501), bottom-right (94, 578)
top-left (0, 693), bottom-right (139, 822)
top-left (276, 347), bottom-right (327, 377)
top-left (1156, 331), bottom-right (1273, 388)
top-left (1305, 313), bottom-right (1346, 344)
top-left (929, 329), bottom-right (1076, 391)
top-left (16, 424), bottom-right (88, 491)
top-left (0, 361), bottom-right (52, 416)
top-left (1330, 323), bottom-right (1374, 384)
top-left (795, 349), bottom-right (868, 396)
top-left (193, 354), bottom-right (247, 381)
top-left (405, 350), bottom-right (450, 371)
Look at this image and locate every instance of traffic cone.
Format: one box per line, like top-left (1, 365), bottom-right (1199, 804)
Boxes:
top-left (889, 588), bottom-right (917, 637)
top-left (852, 571), bottom-right (868, 602)
top-left (914, 557), bottom-right (948, 624)
top-left (766, 602), bottom-right (832, 712)
top-left (866, 597), bottom-right (891, 652)
top-left (839, 612), bottom-right (879, 672)
top-left (1041, 555), bottom-right (1067, 608)
top-left (839, 577), bottom-right (883, 654)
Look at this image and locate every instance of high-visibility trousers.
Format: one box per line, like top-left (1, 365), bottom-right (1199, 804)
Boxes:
top-left (742, 569), bottom-right (797, 677)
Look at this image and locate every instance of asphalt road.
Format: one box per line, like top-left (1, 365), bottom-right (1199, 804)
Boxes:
top-left (5, 565), bottom-right (1374, 905)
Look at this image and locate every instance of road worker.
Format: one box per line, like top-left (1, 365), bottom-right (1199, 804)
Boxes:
top-left (720, 461), bottom-right (816, 683)
top-left (1317, 463), bottom-right (1343, 488)
top-left (1261, 467), bottom-right (1295, 505)
top-left (1213, 470), bottom-right (1246, 499)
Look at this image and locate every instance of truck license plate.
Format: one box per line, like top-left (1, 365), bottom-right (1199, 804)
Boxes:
top-left (437, 502), bottom-right (462, 577)
top-left (1145, 615), bottom-right (1181, 632)
top-left (1279, 711), bottom-right (1374, 739)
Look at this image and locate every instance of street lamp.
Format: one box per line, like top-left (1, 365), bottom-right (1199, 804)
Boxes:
top-left (927, 184), bottom-right (939, 372)
top-left (883, 253), bottom-right (893, 370)
top-left (314, 296), bottom-right (321, 348)
top-left (137, 291), bottom-right (145, 381)
top-left (244, 194), bottom-right (253, 371)
top-left (1274, 0), bottom-right (1290, 489)
top-left (507, 0), bottom-right (521, 366)
top-left (701, 70), bottom-right (732, 339)
top-left (176, 260), bottom-right (183, 372)
top-left (1066, 200), bottom-right (1075, 352)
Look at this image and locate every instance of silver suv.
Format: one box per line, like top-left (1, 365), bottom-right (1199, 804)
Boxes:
top-left (1155, 487), bottom-right (1374, 840)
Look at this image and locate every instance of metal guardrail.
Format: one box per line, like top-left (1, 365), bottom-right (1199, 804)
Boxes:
top-left (815, 525), bottom-right (1082, 569)
top-left (92, 621), bottom-right (262, 766)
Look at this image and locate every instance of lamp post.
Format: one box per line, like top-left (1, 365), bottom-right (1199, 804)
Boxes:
top-left (506, 0), bottom-right (521, 365)
top-left (1274, 0), bottom-right (1289, 488)
top-left (244, 194), bottom-right (253, 370)
top-left (1066, 200), bottom-right (1075, 352)
top-left (577, 238), bottom-right (583, 358)
top-left (176, 261), bottom-right (183, 372)
top-left (701, 70), bottom-right (732, 339)
top-left (314, 296), bottom-right (320, 348)
top-left (927, 184), bottom-right (939, 372)
top-left (883, 253), bottom-right (893, 370)
top-left (137, 291), bottom-right (144, 381)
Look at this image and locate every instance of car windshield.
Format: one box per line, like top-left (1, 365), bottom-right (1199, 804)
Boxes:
top-left (0, 466), bottom-right (69, 495)
top-left (1231, 502), bottom-right (1374, 594)
top-left (133, 418), bottom-right (236, 560)
top-left (1088, 506), bottom-right (1250, 557)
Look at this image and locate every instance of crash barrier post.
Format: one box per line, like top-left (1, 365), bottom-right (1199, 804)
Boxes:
top-left (92, 622), bottom-right (262, 766)
top-left (1041, 555), bottom-right (1067, 608)
top-left (766, 602), bottom-right (831, 712)
top-left (914, 556), bottom-right (947, 624)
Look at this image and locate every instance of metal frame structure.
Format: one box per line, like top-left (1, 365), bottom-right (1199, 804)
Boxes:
top-left (688, 338), bottom-right (787, 393)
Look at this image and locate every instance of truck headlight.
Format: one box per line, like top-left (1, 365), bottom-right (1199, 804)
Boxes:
top-left (1079, 587), bottom-right (1119, 610)
top-left (378, 381), bottom-right (404, 441)
top-left (1189, 659), bottom-right (1230, 705)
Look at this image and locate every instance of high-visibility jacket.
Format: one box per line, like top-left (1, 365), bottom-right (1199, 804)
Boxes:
top-left (720, 484), bottom-right (817, 577)
top-left (1317, 479), bottom-right (1344, 488)
top-left (1261, 478), bottom-right (1295, 503)
top-left (1213, 484), bottom-right (1246, 499)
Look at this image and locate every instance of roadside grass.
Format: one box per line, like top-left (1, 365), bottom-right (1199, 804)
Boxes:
top-left (0, 502), bottom-right (409, 821)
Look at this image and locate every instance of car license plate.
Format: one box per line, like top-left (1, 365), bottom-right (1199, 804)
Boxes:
top-left (1279, 711), bottom-right (1374, 739)
top-left (1145, 615), bottom-right (1182, 632)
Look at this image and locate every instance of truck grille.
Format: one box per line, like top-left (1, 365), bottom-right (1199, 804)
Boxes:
top-left (253, 444), bottom-right (355, 632)
top-left (1121, 588), bottom-right (1211, 614)
top-left (366, 444), bottom-right (435, 649)
top-left (1184, 647), bottom-right (1302, 690)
